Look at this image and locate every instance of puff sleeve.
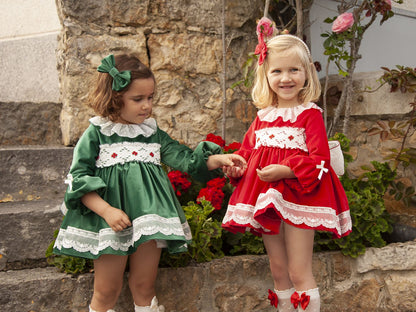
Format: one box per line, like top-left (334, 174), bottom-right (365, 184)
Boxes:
top-left (63, 125), bottom-right (107, 215)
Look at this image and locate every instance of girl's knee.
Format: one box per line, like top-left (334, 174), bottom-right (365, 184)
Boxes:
top-left (287, 266), bottom-right (314, 287)
top-left (94, 281), bottom-right (123, 303)
top-left (128, 275), bottom-right (155, 295)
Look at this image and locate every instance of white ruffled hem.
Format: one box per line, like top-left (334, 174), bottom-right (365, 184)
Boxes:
top-left (223, 188), bottom-right (352, 236)
top-left (257, 102), bottom-right (323, 123)
top-left (90, 116), bottom-right (157, 138)
top-left (54, 213), bottom-right (192, 255)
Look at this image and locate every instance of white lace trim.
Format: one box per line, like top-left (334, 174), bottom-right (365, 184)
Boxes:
top-left (54, 214), bottom-right (192, 255)
top-left (96, 142), bottom-right (161, 168)
top-left (224, 189), bottom-right (352, 236)
top-left (256, 189), bottom-right (352, 235)
top-left (90, 116), bottom-right (157, 138)
top-left (254, 127), bottom-right (307, 151)
top-left (257, 102), bottom-right (322, 123)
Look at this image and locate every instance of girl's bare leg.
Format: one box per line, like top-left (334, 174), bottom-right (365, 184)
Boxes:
top-left (128, 240), bottom-right (162, 306)
top-left (283, 224), bottom-right (316, 291)
top-left (263, 228), bottom-right (296, 312)
top-left (90, 254), bottom-right (128, 311)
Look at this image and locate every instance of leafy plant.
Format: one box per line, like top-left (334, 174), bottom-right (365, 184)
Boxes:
top-left (45, 228), bottom-right (93, 275)
top-left (315, 134), bottom-right (394, 257)
top-left (159, 200), bottom-right (224, 267)
top-left (367, 66), bottom-right (416, 206)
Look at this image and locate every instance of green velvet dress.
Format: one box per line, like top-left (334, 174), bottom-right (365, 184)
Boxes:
top-left (53, 116), bottom-right (222, 259)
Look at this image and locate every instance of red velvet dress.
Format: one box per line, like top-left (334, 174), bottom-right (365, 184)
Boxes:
top-left (222, 102), bottom-right (352, 238)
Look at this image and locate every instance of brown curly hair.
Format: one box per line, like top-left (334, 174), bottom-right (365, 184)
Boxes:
top-left (88, 54), bottom-right (155, 121)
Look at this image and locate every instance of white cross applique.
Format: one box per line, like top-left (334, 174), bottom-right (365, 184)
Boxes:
top-left (64, 173), bottom-right (73, 191)
top-left (316, 160), bottom-right (329, 180)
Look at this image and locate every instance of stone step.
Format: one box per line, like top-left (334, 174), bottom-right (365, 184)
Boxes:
top-left (0, 257), bottom-right (275, 312)
top-left (0, 198), bottom-right (63, 270)
top-left (0, 102), bottom-right (62, 146)
top-left (0, 267), bottom-right (129, 311)
top-left (0, 146), bottom-right (73, 202)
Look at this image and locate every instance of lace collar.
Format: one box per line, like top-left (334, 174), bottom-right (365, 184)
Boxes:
top-left (90, 116), bottom-right (157, 138)
top-left (257, 102), bottom-right (323, 123)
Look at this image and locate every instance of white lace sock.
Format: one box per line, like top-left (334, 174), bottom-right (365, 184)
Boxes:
top-left (134, 296), bottom-right (165, 312)
top-left (274, 288), bottom-right (297, 312)
top-left (294, 288), bottom-right (320, 312)
top-left (89, 306), bottom-right (116, 312)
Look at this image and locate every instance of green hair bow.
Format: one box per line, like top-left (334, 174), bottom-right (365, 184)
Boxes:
top-left (97, 54), bottom-right (131, 91)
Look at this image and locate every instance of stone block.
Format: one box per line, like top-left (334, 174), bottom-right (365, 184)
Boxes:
top-left (356, 241), bottom-right (416, 273)
top-left (0, 199), bottom-right (62, 265)
top-left (324, 71), bottom-right (414, 117)
top-left (0, 34), bottom-right (60, 103)
top-left (0, 146), bottom-right (73, 201)
top-left (0, 102), bottom-right (62, 146)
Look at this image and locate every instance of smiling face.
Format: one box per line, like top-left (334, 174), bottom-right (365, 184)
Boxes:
top-left (118, 77), bottom-right (155, 124)
top-left (266, 48), bottom-right (306, 108)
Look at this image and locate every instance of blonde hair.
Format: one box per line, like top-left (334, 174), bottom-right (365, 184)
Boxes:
top-left (88, 54), bottom-right (155, 121)
top-left (251, 35), bottom-right (321, 109)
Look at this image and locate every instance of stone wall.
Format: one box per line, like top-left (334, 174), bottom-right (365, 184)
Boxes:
top-left (56, 0), bottom-right (262, 146)
top-left (56, 1), bottom-right (416, 196)
top-left (3, 242), bottom-right (416, 311)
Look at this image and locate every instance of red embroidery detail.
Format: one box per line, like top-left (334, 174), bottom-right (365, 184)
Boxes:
top-left (132, 151), bottom-right (138, 156)
top-left (111, 153), bottom-right (117, 158)
top-left (150, 152), bottom-right (154, 157)
top-left (269, 134), bottom-right (275, 139)
top-left (288, 135), bottom-right (294, 141)
top-left (291, 291), bottom-right (310, 310)
top-left (267, 289), bottom-right (278, 308)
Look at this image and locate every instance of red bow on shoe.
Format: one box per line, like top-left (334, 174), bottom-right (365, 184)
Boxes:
top-left (291, 291), bottom-right (310, 310)
top-left (267, 289), bottom-right (278, 308)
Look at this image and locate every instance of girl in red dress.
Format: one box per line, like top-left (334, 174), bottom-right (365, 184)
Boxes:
top-left (222, 18), bottom-right (352, 312)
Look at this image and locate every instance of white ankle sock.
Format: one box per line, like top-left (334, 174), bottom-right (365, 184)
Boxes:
top-left (134, 296), bottom-right (165, 312)
top-left (89, 306), bottom-right (116, 312)
top-left (274, 288), bottom-right (297, 312)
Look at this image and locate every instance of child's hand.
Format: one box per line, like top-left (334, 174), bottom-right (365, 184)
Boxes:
top-left (102, 206), bottom-right (132, 232)
top-left (256, 164), bottom-right (295, 182)
top-left (207, 154), bottom-right (247, 172)
top-left (223, 164), bottom-right (245, 178)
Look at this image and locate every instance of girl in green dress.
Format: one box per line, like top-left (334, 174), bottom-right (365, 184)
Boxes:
top-left (53, 54), bottom-right (246, 312)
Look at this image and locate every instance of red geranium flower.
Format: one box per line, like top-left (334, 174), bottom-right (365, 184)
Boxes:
top-left (168, 170), bottom-right (192, 196)
top-left (268, 289), bottom-right (278, 308)
top-left (205, 133), bottom-right (225, 148)
top-left (207, 177), bottom-right (226, 189)
top-left (224, 142), bottom-right (241, 153)
top-left (197, 185), bottom-right (225, 210)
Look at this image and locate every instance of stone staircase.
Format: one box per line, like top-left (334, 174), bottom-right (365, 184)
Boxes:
top-left (0, 145), bottom-right (78, 310)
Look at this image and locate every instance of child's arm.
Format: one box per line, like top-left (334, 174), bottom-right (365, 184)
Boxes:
top-left (256, 164), bottom-right (295, 182)
top-left (207, 154), bottom-right (247, 174)
top-left (81, 192), bottom-right (132, 232)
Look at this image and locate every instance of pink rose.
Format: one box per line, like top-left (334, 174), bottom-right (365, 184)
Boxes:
top-left (332, 12), bottom-right (354, 33)
top-left (256, 17), bottom-right (278, 39)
